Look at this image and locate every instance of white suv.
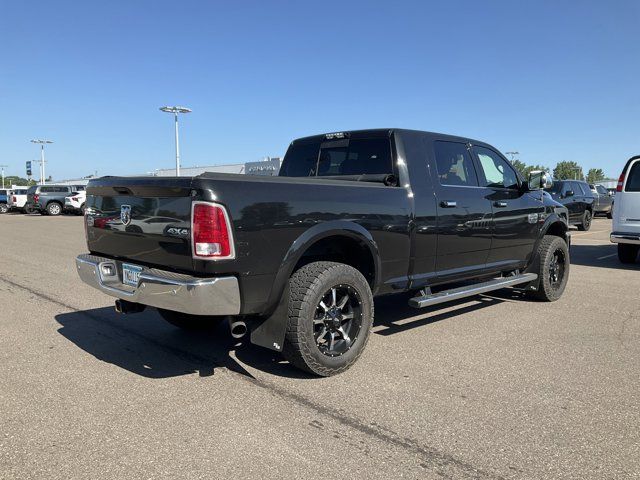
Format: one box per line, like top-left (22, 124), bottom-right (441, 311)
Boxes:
top-left (7, 187), bottom-right (30, 212)
top-left (611, 155), bottom-right (640, 263)
top-left (64, 190), bottom-right (87, 215)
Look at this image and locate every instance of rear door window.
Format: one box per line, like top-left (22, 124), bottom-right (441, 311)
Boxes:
top-left (434, 141), bottom-right (479, 187)
top-left (626, 161), bottom-right (640, 192)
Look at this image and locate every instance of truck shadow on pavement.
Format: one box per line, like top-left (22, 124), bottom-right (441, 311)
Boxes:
top-left (569, 244), bottom-right (640, 270)
top-left (55, 292), bottom-right (512, 380)
top-left (372, 292), bottom-right (506, 336)
top-left (55, 307), bottom-right (271, 380)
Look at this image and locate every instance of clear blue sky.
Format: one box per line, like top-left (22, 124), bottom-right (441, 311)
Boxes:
top-left (1, 0), bottom-right (638, 181)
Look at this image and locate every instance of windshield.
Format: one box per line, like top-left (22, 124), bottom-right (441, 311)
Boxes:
top-left (280, 137), bottom-right (393, 177)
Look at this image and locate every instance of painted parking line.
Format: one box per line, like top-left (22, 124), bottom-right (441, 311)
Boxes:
top-left (570, 238), bottom-right (611, 243)
top-left (597, 253), bottom-right (617, 260)
top-left (571, 230), bottom-right (609, 237)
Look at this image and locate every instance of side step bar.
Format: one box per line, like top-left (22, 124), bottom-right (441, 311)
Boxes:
top-left (408, 273), bottom-right (538, 309)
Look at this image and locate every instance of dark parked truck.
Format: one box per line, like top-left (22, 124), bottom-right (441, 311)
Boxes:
top-left (76, 129), bottom-right (570, 376)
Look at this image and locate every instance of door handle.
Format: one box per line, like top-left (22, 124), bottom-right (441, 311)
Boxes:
top-left (440, 200), bottom-right (457, 208)
top-left (493, 201), bottom-right (508, 208)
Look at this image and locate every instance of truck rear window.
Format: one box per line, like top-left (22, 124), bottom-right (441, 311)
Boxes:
top-left (626, 161), bottom-right (640, 192)
top-left (280, 138), bottom-right (393, 177)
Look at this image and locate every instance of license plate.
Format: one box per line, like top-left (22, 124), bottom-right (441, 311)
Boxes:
top-left (122, 263), bottom-right (143, 287)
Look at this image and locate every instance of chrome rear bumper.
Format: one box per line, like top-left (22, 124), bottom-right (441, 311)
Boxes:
top-left (75, 254), bottom-right (241, 315)
top-left (610, 232), bottom-right (640, 245)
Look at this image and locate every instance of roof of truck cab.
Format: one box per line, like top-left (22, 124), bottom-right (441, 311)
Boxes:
top-left (290, 128), bottom-right (496, 149)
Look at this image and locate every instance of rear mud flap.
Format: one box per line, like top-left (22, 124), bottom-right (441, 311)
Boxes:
top-left (249, 282), bottom-right (289, 353)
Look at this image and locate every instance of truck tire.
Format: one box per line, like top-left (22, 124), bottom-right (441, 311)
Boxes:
top-left (0, 203), bottom-right (7, 214)
top-left (577, 210), bottom-right (592, 231)
top-left (47, 202), bottom-right (62, 216)
top-left (282, 261), bottom-right (373, 377)
top-left (157, 309), bottom-right (226, 330)
top-left (527, 235), bottom-right (570, 302)
top-left (618, 244), bottom-right (639, 264)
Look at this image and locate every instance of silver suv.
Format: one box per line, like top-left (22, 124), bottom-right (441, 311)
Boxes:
top-left (25, 184), bottom-right (86, 216)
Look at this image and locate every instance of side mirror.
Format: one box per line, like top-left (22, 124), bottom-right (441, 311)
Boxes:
top-left (564, 190), bottom-right (574, 198)
top-left (528, 170), bottom-right (553, 190)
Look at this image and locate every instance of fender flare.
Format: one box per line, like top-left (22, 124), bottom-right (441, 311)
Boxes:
top-left (539, 213), bottom-right (569, 240)
top-left (249, 220), bottom-right (381, 353)
top-left (264, 220), bottom-right (381, 314)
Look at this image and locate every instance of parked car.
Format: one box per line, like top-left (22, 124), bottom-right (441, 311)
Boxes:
top-left (6, 187), bottom-right (30, 212)
top-left (25, 184), bottom-right (86, 215)
top-left (0, 189), bottom-right (9, 214)
top-left (545, 180), bottom-right (595, 230)
top-left (65, 190), bottom-right (87, 214)
top-left (76, 129), bottom-right (570, 376)
top-left (589, 183), bottom-right (614, 218)
top-left (611, 155), bottom-right (640, 263)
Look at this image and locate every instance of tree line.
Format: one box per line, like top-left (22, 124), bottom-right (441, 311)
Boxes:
top-left (2, 176), bottom-right (39, 187)
top-left (510, 160), bottom-right (608, 184)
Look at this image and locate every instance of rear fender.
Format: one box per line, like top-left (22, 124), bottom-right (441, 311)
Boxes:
top-left (250, 220), bottom-right (380, 352)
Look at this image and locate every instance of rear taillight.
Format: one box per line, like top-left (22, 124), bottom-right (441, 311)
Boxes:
top-left (191, 202), bottom-right (234, 259)
top-left (12, 196), bottom-right (16, 202)
top-left (33, 194), bottom-right (39, 202)
top-left (617, 172), bottom-right (625, 192)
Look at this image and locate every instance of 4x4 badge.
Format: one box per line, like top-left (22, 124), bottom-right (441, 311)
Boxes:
top-left (121, 205), bottom-right (132, 226)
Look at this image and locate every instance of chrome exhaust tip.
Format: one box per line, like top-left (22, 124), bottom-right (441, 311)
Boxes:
top-left (114, 299), bottom-right (146, 315)
top-left (229, 319), bottom-right (247, 339)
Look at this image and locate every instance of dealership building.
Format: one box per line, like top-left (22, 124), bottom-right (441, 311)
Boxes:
top-left (55, 157), bottom-right (282, 186)
top-left (153, 157), bottom-right (281, 177)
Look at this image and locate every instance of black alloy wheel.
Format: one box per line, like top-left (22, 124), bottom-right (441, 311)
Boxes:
top-left (313, 285), bottom-right (363, 358)
top-left (548, 248), bottom-right (566, 288)
top-left (578, 210), bottom-right (592, 231)
top-left (527, 235), bottom-right (570, 302)
top-left (283, 261), bottom-right (374, 376)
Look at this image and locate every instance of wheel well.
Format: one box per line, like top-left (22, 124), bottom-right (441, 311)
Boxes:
top-left (546, 221), bottom-right (568, 241)
top-left (47, 200), bottom-right (62, 206)
top-left (294, 235), bottom-right (376, 288)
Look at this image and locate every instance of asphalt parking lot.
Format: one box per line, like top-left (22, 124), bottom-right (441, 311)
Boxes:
top-left (0, 214), bottom-right (638, 479)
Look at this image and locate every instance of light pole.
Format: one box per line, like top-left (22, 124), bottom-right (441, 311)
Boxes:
top-left (569, 166), bottom-right (581, 180)
top-left (159, 106), bottom-right (191, 176)
top-left (30, 139), bottom-right (53, 185)
top-left (505, 151), bottom-right (520, 162)
top-left (0, 165), bottom-right (7, 189)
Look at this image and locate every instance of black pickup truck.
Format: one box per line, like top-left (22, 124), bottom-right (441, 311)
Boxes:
top-left (76, 129), bottom-right (570, 376)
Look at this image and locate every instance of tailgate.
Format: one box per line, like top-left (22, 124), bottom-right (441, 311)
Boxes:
top-left (85, 177), bottom-right (195, 271)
